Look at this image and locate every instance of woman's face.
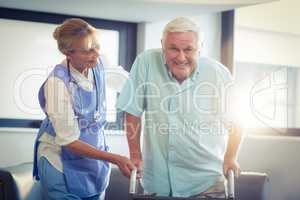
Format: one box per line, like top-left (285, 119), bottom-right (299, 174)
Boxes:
top-left (66, 34), bottom-right (100, 73)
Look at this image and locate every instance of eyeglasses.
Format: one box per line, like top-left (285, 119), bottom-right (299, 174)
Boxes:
top-left (70, 43), bottom-right (100, 56)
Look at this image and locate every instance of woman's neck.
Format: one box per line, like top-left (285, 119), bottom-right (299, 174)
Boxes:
top-left (80, 68), bottom-right (89, 77)
top-left (68, 61), bottom-right (88, 77)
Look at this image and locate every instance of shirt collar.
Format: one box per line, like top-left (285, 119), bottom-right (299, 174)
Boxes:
top-left (190, 62), bottom-right (200, 82)
top-left (61, 59), bottom-right (94, 91)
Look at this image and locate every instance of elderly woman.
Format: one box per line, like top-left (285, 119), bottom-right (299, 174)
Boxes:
top-left (33, 18), bottom-right (134, 200)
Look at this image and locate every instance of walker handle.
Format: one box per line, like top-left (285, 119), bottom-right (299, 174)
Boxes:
top-left (129, 167), bottom-right (137, 194)
top-left (227, 169), bottom-right (235, 200)
top-left (130, 167), bottom-right (236, 198)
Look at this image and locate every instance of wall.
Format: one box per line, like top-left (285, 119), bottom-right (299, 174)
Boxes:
top-left (236, 0), bottom-right (300, 35)
top-left (235, 0), bottom-right (300, 67)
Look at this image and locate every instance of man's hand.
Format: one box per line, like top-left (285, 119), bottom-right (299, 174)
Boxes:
top-left (125, 113), bottom-right (143, 178)
top-left (130, 152), bottom-right (143, 178)
top-left (223, 157), bottom-right (241, 178)
top-left (223, 123), bottom-right (242, 178)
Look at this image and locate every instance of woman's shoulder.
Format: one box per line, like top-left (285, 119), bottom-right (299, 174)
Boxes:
top-left (52, 63), bottom-right (68, 76)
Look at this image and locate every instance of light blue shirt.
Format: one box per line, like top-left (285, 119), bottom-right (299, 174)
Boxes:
top-left (117, 49), bottom-right (234, 197)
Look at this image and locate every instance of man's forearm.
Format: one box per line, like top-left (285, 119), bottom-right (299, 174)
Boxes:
top-left (224, 124), bottom-right (242, 161)
top-left (125, 112), bottom-right (142, 159)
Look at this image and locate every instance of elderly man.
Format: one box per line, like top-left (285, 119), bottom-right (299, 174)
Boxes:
top-left (117, 17), bottom-right (241, 198)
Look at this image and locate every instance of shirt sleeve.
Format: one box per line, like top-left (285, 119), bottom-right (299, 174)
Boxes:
top-left (116, 53), bottom-right (148, 117)
top-left (44, 76), bottom-right (80, 145)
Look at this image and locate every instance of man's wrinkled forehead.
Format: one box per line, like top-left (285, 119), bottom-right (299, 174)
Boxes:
top-left (163, 31), bottom-right (199, 48)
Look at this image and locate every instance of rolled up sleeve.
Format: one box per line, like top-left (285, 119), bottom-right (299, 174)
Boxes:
top-left (116, 53), bottom-right (148, 117)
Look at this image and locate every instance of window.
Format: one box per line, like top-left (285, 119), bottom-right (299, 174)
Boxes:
top-left (234, 22), bottom-right (300, 136)
top-left (234, 62), bottom-right (300, 135)
top-left (0, 8), bottom-right (137, 130)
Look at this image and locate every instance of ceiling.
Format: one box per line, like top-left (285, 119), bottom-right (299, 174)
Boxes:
top-left (0, 0), bottom-right (276, 22)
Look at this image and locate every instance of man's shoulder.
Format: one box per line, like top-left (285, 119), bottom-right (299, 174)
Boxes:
top-left (199, 57), bottom-right (227, 71)
top-left (198, 57), bottom-right (232, 81)
top-left (138, 48), bottom-right (163, 59)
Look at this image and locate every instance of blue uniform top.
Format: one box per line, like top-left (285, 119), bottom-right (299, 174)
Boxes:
top-left (117, 49), bottom-right (234, 197)
top-left (33, 61), bottom-right (110, 198)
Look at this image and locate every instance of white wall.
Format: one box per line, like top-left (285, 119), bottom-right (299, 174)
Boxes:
top-left (236, 0), bottom-right (300, 35)
top-left (235, 0), bottom-right (300, 67)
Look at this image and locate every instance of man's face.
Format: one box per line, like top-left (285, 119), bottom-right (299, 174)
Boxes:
top-left (162, 32), bottom-right (199, 83)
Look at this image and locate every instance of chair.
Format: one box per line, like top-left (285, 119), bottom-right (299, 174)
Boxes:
top-left (0, 163), bottom-right (43, 200)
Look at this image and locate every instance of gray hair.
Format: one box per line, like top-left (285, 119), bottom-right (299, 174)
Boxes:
top-left (162, 17), bottom-right (200, 47)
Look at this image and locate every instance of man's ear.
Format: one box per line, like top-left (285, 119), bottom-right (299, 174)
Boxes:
top-left (198, 41), bottom-right (203, 54)
top-left (161, 39), bottom-right (164, 50)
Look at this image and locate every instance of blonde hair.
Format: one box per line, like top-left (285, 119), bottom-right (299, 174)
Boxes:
top-left (162, 17), bottom-right (200, 47)
top-left (53, 18), bottom-right (97, 54)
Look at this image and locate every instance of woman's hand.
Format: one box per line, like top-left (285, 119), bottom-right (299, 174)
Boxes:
top-left (114, 155), bottom-right (136, 178)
